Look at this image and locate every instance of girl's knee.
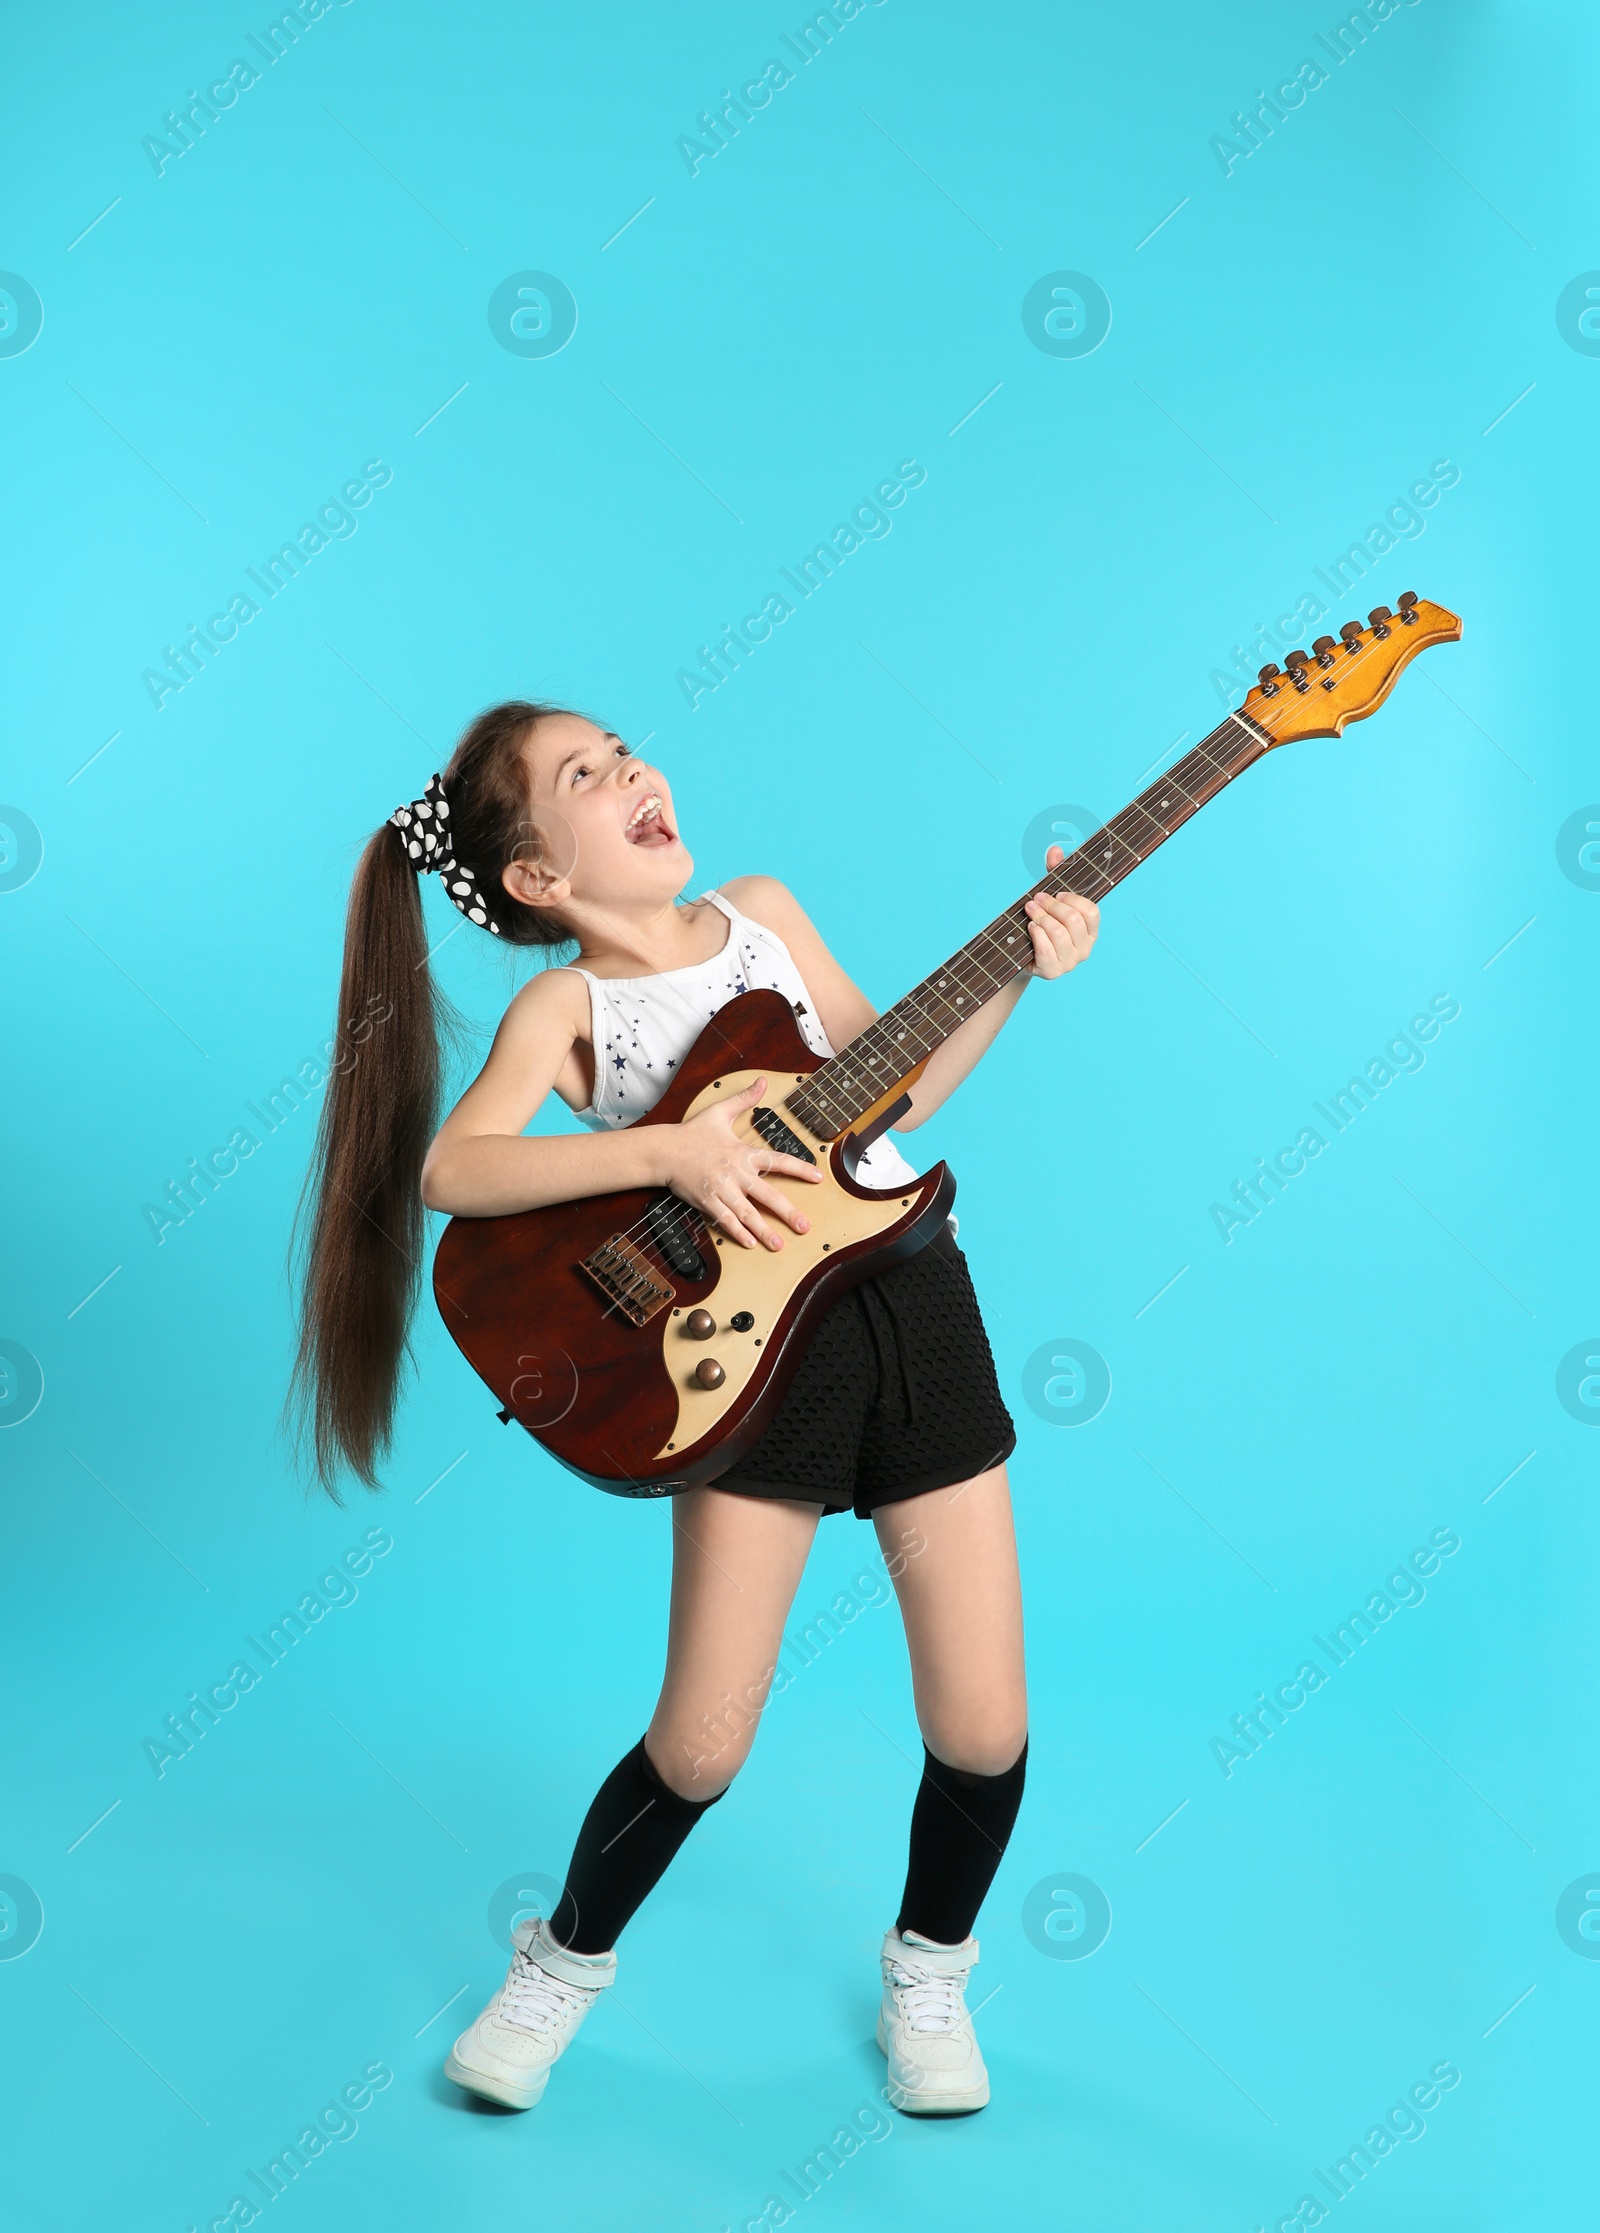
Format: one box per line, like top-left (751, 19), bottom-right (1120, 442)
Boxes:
top-left (664, 1752), bottom-right (741, 1801)
top-left (650, 1652), bottom-right (788, 1798)
top-left (648, 1711), bottom-right (761, 1800)
top-left (922, 1711), bottom-right (1029, 1779)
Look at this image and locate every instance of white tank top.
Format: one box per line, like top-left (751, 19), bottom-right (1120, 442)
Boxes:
top-left (565, 889), bottom-right (921, 1190)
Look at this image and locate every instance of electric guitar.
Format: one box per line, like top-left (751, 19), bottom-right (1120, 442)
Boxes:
top-left (434, 594), bottom-right (1461, 1495)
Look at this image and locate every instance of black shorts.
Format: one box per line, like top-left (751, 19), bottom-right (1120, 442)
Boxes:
top-left (711, 1225), bottom-right (1017, 1520)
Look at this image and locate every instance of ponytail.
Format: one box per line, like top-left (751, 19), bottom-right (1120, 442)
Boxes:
top-left (288, 820), bottom-right (453, 1493)
top-left (289, 698), bottom-right (581, 1495)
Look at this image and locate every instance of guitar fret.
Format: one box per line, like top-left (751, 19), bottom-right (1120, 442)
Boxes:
top-left (1153, 767), bottom-right (1204, 814)
top-left (923, 957), bottom-right (989, 1016)
top-left (880, 1008), bottom-right (938, 1061)
top-left (903, 996), bottom-right (953, 1040)
top-left (1169, 753), bottom-right (1223, 800)
top-left (1060, 858), bottom-right (1114, 901)
top-left (1116, 798), bottom-right (1171, 852)
top-left (897, 989), bottom-right (951, 1041)
top-left (955, 945), bottom-right (1005, 997)
top-left (1142, 778), bottom-right (1192, 821)
top-left (1187, 732), bottom-right (1231, 777)
top-left (793, 1074), bottom-right (849, 1122)
top-left (1226, 709), bottom-right (1273, 754)
top-left (1197, 726), bottom-right (1255, 781)
top-left (786, 715), bottom-right (1267, 1135)
top-left (1087, 825), bottom-right (1144, 877)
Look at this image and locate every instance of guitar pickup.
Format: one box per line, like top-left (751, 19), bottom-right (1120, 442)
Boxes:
top-left (751, 1107), bottom-right (816, 1165)
top-left (579, 1235), bottom-right (676, 1326)
top-left (643, 1196), bottom-right (709, 1281)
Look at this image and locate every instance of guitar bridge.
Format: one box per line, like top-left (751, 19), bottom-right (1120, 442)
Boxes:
top-left (579, 1235), bottom-right (676, 1326)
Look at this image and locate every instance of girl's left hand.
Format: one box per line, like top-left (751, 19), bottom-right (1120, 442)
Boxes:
top-left (1024, 845), bottom-right (1100, 978)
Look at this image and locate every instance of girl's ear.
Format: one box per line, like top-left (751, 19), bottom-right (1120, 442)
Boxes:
top-left (501, 855), bottom-right (572, 913)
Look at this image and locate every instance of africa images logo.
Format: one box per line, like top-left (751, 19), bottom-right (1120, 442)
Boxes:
top-left (0, 272), bottom-right (44, 359)
top-left (1022, 1339), bottom-right (1111, 1427)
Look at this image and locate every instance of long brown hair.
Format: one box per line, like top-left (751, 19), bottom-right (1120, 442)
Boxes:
top-left (288, 699), bottom-right (581, 1495)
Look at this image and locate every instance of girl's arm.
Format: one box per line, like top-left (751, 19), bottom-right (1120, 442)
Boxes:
top-left (420, 970), bottom-right (821, 1249)
top-left (728, 863), bottom-right (1097, 1133)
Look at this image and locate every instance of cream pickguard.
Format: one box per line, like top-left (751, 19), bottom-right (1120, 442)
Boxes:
top-left (652, 1069), bottom-right (927, 1461)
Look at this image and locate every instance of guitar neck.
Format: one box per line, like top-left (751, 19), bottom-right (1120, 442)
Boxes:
top-left (784, 707), bottom-right (1272, 1142)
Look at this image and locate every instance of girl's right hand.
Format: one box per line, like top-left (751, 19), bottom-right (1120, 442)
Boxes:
top-left (662, 1076), bottom-right (823, 1251)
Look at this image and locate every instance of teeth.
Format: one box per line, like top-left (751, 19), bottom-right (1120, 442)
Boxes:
top-left (627, 794), bottom-right (662, 831)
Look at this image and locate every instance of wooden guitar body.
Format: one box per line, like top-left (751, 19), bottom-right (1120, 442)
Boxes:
top-left (432, 990), bottom-right (955, 1496)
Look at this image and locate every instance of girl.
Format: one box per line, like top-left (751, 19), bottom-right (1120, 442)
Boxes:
top-left (292, 699), bottom-right (1098, 2118)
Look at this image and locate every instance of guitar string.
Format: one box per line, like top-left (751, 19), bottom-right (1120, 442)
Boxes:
top-left (799, 707), bottom-right (1282, 1106)
top-left (570, 928), bottom-right (833, 1274)
top-left (787, 619), bottom-right (1415, 1130)
top-left (587, 737), bottom-right (1237, 1274)
top-left (788, 713), bottom-right (1265, 1127)
top-left (603, 627), bottom-right (1409, 1271)
top-left (804, 713), bottom-right (1264, 1109)
top-left (596, 620), bottom-right (1422, 1276)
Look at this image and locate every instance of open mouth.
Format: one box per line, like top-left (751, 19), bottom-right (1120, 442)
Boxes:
top-left (623, 792), bottom-right (676, 848)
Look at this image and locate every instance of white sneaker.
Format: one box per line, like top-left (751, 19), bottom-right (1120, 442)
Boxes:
top-left (445, 1916), bottom-right (615, 2110)
top-left (876, 1925), bottom-right (990, 2115)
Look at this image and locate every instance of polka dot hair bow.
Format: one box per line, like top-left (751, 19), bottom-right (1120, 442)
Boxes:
top-left (389, 773), bottom-right (502, 937)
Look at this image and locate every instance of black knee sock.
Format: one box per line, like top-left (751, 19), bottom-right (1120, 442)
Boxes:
top-left (548, 1737), bottom-right (726, 1955)
top-left (895, 1736), bottom-right (1028, 1946)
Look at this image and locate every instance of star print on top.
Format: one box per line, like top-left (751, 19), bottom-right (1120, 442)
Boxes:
top-left (564, 889), bottom-right (920, 1191)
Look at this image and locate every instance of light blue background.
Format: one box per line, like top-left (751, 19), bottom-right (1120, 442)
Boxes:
top-left (3, 3), bottom-right (1594, 2226)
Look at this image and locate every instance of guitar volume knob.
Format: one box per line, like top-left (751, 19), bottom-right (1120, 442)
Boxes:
top-left (693, 1357), bottom-right (726, 1390)
top-left (684, 1309), bottom-right (716, 1340)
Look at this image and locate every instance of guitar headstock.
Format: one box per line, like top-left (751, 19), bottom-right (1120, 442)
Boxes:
top-left (1243, 593), bottom-right (1461, 746)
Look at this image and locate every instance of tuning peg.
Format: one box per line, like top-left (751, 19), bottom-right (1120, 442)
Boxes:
top-left (1397, 590), bottom-right (1419, 624)
top-left (1283, 649), bottom-right (1312, 689)
top-left (1339, 622), bottom-right (1364, 649)
top-left (1368, 605), bottom-right (1392, 637)
top-left (1311, 636), bottom-right (1336, 665)
top-left (1257, 663), bottom-right (1281, 695)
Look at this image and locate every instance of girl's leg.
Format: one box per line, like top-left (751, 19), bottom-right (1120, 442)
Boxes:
top-left (646, 1483), bottom-right (823, 1793)
top-left (874, 1464), bottom-right (1029, 1945)
top-left (549, 1487), bottom-right (821, 1953)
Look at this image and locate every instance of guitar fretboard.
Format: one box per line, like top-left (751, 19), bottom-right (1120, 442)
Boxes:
top-left (784, 709), bottom-right (1270, 1141)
